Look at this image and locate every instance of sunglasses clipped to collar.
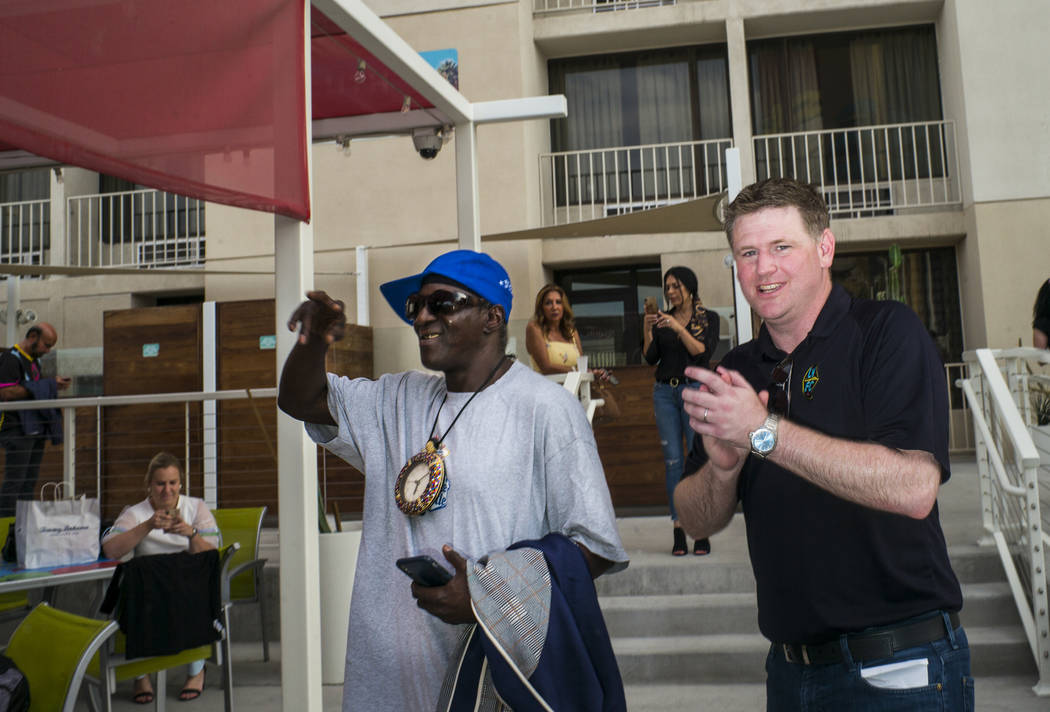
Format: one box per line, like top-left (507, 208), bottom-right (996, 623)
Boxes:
top-left (769, 357), bottom-right (792, 416)
top-left (405, 290), bottom-right (488, 322)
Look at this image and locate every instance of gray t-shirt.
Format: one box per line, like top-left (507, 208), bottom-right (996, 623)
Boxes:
top-left (306, 359), bottom-right (628, 712)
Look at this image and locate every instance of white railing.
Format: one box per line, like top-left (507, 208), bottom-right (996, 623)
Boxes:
top-left (534, 0), bottom-right (675, 13)
top-left (958, 347), bottom-right (1050, 695)
top-left (944, 362), bottom-right (975, 454)
top-left (754, 120), bottom-right (960, 217)
top-left (0, 198), bottom-right (48, 269)
top-left (67, 188), bottom-right (205, 268)
top-left (0, 388), bottom-right (275, 509)
top-left (539, 137), bottom-right (733, 226)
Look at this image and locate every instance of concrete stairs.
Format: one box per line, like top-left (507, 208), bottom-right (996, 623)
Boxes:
top-left (596, 519), bottom-right (1037, 696)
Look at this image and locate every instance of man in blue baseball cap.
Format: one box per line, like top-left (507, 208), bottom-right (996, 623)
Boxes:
top-left (278, 249), bottom-right (628, 712)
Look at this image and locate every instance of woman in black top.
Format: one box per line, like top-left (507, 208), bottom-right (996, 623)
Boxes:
top-left (644, 266), bottom-right (720, 556)
top-left (1034, 279), bottom-right (1050, 350)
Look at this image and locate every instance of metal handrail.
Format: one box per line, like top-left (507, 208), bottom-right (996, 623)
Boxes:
top-left (0, 388), bottom-right (276, 506)
top-left (958, 347), bottom-right (1050, 695)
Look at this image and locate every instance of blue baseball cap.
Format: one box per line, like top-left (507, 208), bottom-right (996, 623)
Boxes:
top-left (380, 250), bottom-right (514, 325)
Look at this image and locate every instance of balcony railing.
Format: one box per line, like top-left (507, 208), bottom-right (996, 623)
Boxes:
top-left (754, 120), bottom-right (961, 218)
top-left (0, 198), bottom-right (49, 270)
top-left (67, 188), bottom-right (205, 269)
top-left (539, 137), bottom-right (733, 226)
top-left (535, 0), bottom-right (675, 13)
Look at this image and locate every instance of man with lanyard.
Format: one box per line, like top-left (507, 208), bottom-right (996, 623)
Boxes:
top-left (0, 323), bottom-right (69, 517)
top-left (675, 178), bottom-right (971, 710)
top-left (278, 250), bottom-right (628, 711)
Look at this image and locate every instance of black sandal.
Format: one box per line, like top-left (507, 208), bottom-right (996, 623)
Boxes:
top-left (179, 668), bottom-right (206, 702)
top-left (672, 527), bottom-right (687, 556)
top-left (693, 538), bottom-right (711, 556)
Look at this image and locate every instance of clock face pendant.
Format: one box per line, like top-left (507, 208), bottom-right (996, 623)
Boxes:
top-left (394, 440), bottom-right (449, 516)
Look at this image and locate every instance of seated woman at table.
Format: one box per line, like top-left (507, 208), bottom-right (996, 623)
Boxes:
top-left (102, 451), bottom-right (219, 705)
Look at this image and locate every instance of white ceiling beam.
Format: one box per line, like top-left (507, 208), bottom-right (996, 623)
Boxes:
top-left (312, 109), bottom-right (448, 141)
top-left (472, 95), bottom-right (567, 125)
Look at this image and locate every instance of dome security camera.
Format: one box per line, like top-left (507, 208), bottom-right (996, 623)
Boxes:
top-left (412, 127), bottom-right (451, 160)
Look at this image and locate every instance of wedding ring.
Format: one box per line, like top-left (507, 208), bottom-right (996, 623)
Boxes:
top-left (703, 408), bottom-right (709, 423)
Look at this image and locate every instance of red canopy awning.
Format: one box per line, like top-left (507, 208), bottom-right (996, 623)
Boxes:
top-left (0, 1), bottom-right (454, 221)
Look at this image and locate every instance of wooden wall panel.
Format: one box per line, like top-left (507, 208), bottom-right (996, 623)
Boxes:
top-left (103, 305), bottom-right (203, 395)
top-left (215, 300), bottom-right (372, 519)
top-left (592, 364), bottom-right (668, 512)
top-left (216, 300), bottom-right (278, 513)
top-left (101, 305), bottom-right (202, 520)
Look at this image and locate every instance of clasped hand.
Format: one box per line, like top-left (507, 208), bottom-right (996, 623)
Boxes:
top-left (680, 365), bottom-right (772, 470)
top-left (287, 290), bottom-right (347, 346)
top-left (410, 545), bottom-right (474, 625)
top-left (151, 510), bottom-right (190, 536)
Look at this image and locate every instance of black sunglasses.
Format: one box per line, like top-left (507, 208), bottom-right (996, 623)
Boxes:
top-left (405, 290), bottom-right (486, 322)
top-left (769, 357), bottom-right (792, 416)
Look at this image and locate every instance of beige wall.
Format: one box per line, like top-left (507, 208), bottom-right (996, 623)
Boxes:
top-left (963, 198), bottom-right (1050, 350)
top-left (944, 0), bottom-right (1050, 203)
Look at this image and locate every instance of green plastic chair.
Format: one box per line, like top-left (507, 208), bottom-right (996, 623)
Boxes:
top-left (213, 506), bottom-right (269, 661)
top-left (0, 517), bottom-right (31, 622)
top-left (3, 602), bottom-right (118, 712)
top-left (91, 544), bottom-right (240, 712)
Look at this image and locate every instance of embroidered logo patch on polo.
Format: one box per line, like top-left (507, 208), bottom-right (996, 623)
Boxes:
top-left (802, 365), bottom-right (820, 399)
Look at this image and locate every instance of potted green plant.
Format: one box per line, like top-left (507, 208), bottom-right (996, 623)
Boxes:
top-left (1030, 383), bottom-right (1050, 465)
top-left (1032, 384), bottom-right (1050, 427)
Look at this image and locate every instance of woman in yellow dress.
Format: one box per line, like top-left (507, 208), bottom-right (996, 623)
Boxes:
top-left (526, 284), bottom-right (584, 374)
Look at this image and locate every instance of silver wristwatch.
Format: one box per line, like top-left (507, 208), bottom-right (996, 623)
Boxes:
top-left (749, 413), bottom-right (780, 458)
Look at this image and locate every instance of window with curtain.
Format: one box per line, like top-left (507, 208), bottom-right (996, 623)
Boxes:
top-left (748, 25), bottom-right (941, 135)
top-left (550, 45), bottom-right (731, 151)
top-left (548, 46), bottom-right (731, 210)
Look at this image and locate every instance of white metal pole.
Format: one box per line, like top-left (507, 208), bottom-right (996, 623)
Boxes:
top-left (49, 168), bottom-right (67, 271)
top-left (455, 121), bottom-right (481, 251)
top-left (725, 148), bottom-right (752, 346)
top-left (6, 276), bottom-right (19, 348)
top-left (202, 301), bottom-right (218, 507)
top-left (275, 2), bottom-right (323, 710)
top-left (62, 408), bottom-right (75, 497)
top-left (355, 245), bottom-right (369, 326)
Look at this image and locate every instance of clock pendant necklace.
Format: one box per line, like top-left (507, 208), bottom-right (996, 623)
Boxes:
top-left (394, 355), bottom-right (509, 516)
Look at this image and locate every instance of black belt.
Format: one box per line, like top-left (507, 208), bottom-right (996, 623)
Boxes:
top-left (780, 612), bottom-right (960, 665)
top-left (657, 376), bottom-right (697, 387)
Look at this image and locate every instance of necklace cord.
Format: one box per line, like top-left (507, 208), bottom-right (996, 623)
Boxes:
top-left (427, 355), bottom-right (508, 446)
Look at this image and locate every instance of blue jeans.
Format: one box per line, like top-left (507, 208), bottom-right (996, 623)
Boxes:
top-left (765, 614), bottom-right (974, 711)
top-left (652, 381), bottom-right (695, 521)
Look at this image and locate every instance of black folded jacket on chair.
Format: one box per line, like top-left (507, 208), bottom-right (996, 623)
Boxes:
top-left (100, 549), bottom-right (222, 659)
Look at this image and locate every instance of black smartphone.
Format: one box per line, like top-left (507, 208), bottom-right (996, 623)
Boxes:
top-left (396, 555), bottom-right (453, 587)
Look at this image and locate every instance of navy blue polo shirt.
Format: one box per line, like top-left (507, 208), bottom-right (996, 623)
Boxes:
top-left (685, 284), bottom-right (962, 643)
